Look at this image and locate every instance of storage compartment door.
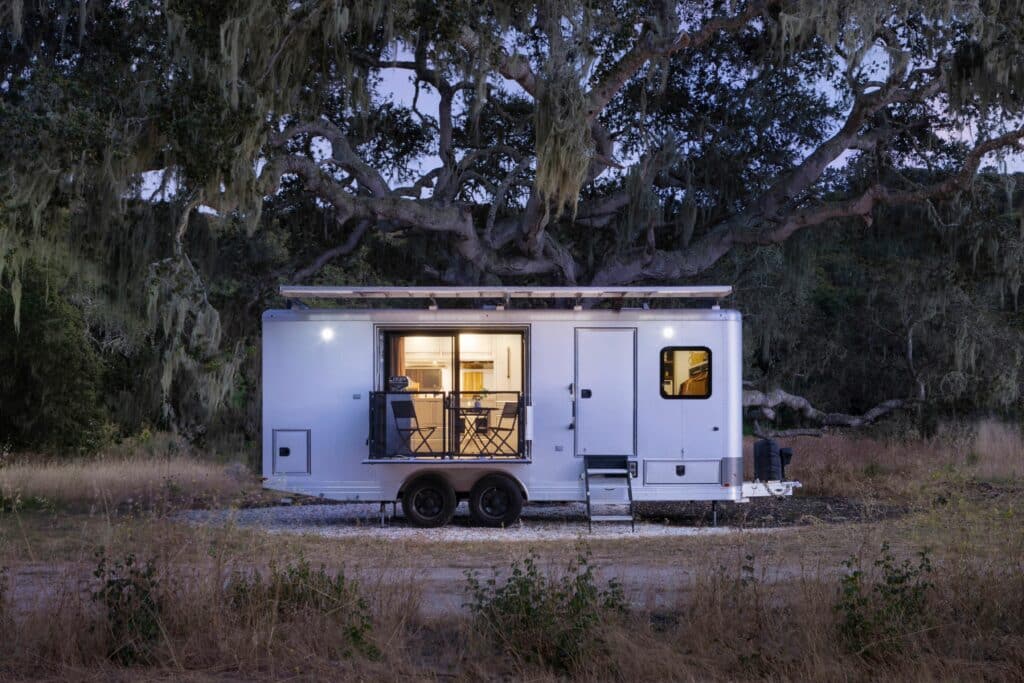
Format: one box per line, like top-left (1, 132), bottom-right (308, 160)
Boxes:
top-left (644, 459), bottom-right (720, 484)
top-left (575, 328), bottom-right (636, 456)
top-left (273, 429), bottom-right (311, 474)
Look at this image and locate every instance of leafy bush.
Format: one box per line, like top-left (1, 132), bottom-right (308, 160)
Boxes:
top-left (465, 549), bottom-right (626, 674)
top-left (0, 490), bottom-right (53, 513)
top-left (835, 543), bottom-right (934, 659)
top-left (91, 550), bottom-right (164, 665)
top-left (226, 558), bottom-right (377, 659)
top-left (0, 263), bottom-right (112, 454)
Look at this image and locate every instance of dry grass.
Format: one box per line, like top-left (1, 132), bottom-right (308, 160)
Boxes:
top-left (0, 520), bottom-right (428, 680)
top-left (0, 436), bottom-right (251, 512)
top-left (592, 556), bottom-right (1024, 683)
top-left (1, 536), bottom-right (1022, 681)
top-left (972, 419), bottom-right (1024, 479)
top-left (754, 418), bottom-right (1024, 500)
top-left (0, 421), bottom-right (1022, 679)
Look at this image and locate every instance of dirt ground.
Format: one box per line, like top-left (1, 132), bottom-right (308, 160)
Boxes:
top-left (0, 490), bottom-right (983, 618)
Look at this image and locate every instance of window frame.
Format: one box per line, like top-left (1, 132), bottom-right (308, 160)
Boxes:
top-left (659, 346), bottom-right (712, 400)
top-left (379, 327), bottom-right (528, 396)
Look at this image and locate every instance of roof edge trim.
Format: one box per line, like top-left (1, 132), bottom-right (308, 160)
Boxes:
top-left (279, 285), bottom-right (732, 300)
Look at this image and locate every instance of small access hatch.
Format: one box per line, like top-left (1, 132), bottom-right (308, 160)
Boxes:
top-left (273, 429), bottom-right (311, 475)
top-left (644, 459), bottom-right (720, 484)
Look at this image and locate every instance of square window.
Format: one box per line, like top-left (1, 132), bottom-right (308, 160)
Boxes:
top-left (660, 347), bottom-right (711, 399)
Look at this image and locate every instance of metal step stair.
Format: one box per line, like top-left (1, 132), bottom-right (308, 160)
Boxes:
top-left (583, 455), bottom-right (635, 531)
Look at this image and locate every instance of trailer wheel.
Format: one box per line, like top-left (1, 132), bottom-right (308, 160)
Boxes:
top-left (469, 475), bottom-right (523, 527)
top-left (401, 476), bottom-right (457, 528)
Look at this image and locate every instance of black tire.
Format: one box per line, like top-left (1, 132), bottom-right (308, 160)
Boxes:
top-left (469, 474), bottom-right (523, 527)
top-left (401, 476), bottom-right (457, 528)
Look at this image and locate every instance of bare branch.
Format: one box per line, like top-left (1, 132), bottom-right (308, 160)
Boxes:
top-left (263, 154), bottom-right (564, 280)
top-left (172, 190), bottom-right (203, 258)
top-left (743, 388), bottom-right (908, 428)
top-left (393, 167), bottom-right (442, 198)
top-left (292, 220), bottom-right (372, 283)
top-left (485, 156), bottom-right (531, 247)
top-left (745, 124), bottom-right (1024, 244)
top-left (584, 1), bottom-right (767, 121)
top-left (270, 119), bottom-right (391, 197)
top-left (754, 59), bottom-right (937, 220)
top-left (458, 27), bottom-right (537, 96)
top-left (590, 67), bottom-right (963, 285)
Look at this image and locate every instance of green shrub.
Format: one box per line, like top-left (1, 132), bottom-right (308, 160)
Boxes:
top-left (0, 263), bottom-right (111, 454)
top-left (0, 490), bottom-right (53, 513)
top-left (226, 558), bottom-right (377, 658)
top-left (465, 549), bottom-right (626, 674)
top-left (835, 543), bottom-right (934, 659)
top-left (91, 550), bottom-right (164, 666)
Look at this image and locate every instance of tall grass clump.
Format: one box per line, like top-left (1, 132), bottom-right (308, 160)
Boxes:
top-left (3, 552), bottom-right (389, 677)
top-left (465, 549), bottom-right (626, 675)
top-left (0, 448), bottom-right (248, 512)
top-left (226, 558), bottom-right (379, 661)
top-left (755, 418), bottom-right (1023, 500)
top-left (970, 419), bottom-right (1024, 479)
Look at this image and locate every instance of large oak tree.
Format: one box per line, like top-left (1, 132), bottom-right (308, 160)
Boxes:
top-left (2, 1), bottom-right (1023, 436)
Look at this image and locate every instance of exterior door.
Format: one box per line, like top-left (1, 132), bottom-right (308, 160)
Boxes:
top-left (575, 328), bottom-right (636, 456)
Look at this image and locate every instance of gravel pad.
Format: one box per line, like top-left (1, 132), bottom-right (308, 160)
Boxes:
top-left (182, 501), bottom-right (780, 542)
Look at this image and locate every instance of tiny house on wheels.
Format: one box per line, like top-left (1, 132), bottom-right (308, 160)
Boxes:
top-left (262, 286), bottom-right (799, 529)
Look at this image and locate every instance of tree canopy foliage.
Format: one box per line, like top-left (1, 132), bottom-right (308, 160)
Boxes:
top-left (1, 1), bottom-right (1023, 445)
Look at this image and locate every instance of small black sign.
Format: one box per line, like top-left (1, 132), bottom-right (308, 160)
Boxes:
top-left (388, 375), bottom-right (410, 391)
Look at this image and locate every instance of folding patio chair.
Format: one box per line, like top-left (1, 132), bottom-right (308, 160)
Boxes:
top-left (482, 401), bottom-right (519, 455)
top-left (391, 400), bottom-right (436, 454)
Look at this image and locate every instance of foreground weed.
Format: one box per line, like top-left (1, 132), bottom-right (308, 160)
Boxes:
top-left (0, 490), bottom-right (53, 513)
top-left (0, 565), bottom-right (7, 623)
top-left (835, 542), bottom-right (933, 659)
top-left (92, 550), bottom-right (164, 666)
top-left (227, 558), bottom-right (378, 659)
top-left (466, 549), bottom-right (626, 675)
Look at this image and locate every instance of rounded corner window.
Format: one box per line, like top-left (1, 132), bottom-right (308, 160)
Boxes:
top-left (659, 347), bottom-right (711, 399)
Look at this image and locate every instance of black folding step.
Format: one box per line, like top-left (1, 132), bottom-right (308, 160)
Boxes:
top-left (583, 455), bottom-right (635, 531)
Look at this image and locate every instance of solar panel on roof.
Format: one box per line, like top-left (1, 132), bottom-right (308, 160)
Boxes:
top-left (279, 285), bottom-right (732, 300)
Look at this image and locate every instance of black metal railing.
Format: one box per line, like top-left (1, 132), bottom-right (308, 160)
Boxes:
top-left (449, 391), bottom-right (524, 457)
top-left (368, 391), bottom-right (525, 459)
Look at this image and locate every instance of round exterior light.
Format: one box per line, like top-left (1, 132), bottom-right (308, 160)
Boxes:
top-left (662, 326), bottom-right (675, 339)
top-left (320, 327), bottom-right (335, 342)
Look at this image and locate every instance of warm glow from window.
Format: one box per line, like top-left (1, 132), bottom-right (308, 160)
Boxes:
top-left (660, 347), bottom-right (711, 399)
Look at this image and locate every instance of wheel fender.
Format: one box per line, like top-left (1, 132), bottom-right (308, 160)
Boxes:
top-left (472, 471), bottom-right (528, 501)
top-left (397, 471), bottom-right (454, 498)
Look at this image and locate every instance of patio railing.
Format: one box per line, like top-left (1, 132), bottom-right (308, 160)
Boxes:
top-left (368, 391), bottom-right (525, 460)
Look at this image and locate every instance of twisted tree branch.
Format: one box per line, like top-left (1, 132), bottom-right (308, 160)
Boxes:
top-left (585, 1), bottom-right (768, 120)
top-left (743, 388), bottom-right (908, 428)
top-left (292, 220), bottom-right (372, 283)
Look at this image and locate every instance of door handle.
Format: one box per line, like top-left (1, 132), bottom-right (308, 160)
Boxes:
top-left (580, 389), bottom-right (592, 398)
top-left (279, 447), bottom-right (291, 457)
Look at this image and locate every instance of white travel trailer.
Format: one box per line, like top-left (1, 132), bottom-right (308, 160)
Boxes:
top-left (262, 286), bottom-right (799, 528)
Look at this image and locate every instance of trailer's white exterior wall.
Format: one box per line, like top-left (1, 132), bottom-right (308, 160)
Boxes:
top-left (262, 305), bottom-right (749, 505)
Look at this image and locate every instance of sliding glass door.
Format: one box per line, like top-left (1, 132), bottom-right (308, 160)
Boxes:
top-left (371, 330), bottom-right (525, 459)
